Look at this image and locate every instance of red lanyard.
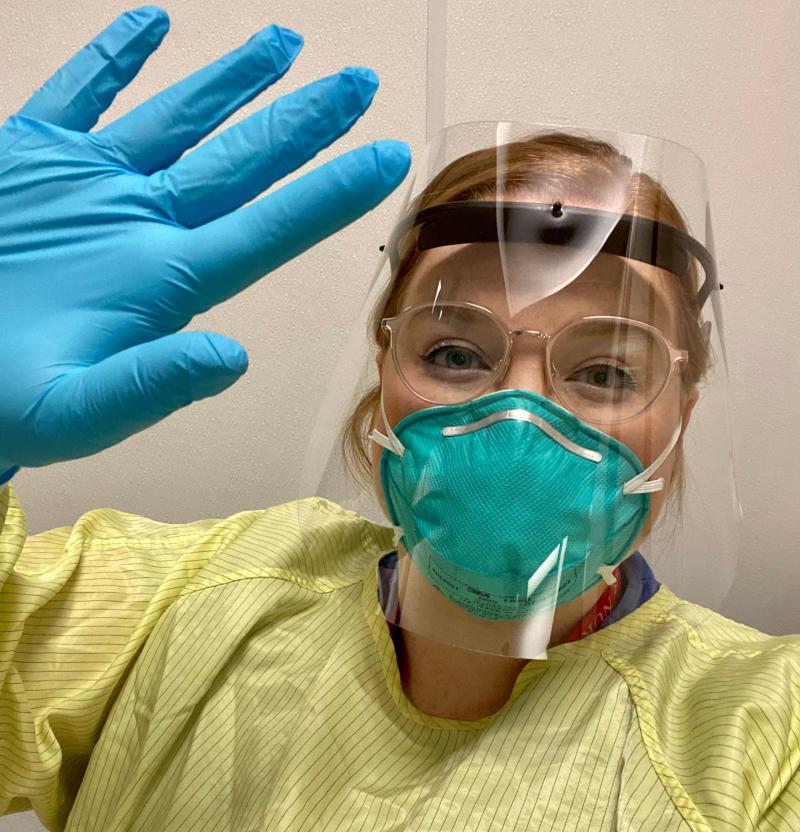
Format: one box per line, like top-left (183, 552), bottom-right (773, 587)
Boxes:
top-left (561, 568), bottom-right (623, 644)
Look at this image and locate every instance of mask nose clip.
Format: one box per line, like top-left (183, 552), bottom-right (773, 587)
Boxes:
top-left (370, 388), bottom-right (683, 499)
top-left (442, 408), bottom-right (602, 464)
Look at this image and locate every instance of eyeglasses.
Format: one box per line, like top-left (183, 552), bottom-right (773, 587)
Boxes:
top-left (381, 301), bottom-right (688, 424)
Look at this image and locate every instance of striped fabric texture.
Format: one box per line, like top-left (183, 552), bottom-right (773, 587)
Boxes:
top-left (0, 482), bottom-right (798, 831)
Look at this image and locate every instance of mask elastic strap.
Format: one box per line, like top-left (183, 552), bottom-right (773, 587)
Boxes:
top-left (622, 420), bottom-right (683, 497)
top-left (596, 421), bottom-right (683, 586)
top-left (368, 390), bottom-right (405, 457)
top-left (597, 563), bottom-right (622, 586)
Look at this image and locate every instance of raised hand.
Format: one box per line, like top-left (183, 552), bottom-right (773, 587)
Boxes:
top-left (0, 6), bottom-right (410, 477)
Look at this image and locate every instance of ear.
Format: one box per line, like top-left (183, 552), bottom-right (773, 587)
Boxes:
top-left (680, 387), bottom-right (700, 438)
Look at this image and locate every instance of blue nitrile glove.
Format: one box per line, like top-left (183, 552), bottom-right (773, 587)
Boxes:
top-left (0, 6), bottom-right (411, 482)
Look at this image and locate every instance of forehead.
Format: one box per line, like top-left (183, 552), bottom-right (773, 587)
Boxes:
top-left (401, 242), bottom-right (682, 337)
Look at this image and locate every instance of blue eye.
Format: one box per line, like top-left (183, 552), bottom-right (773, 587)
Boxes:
top-left (423, 344), bottom-right (491, 371)
top-left (568, 363), bottom-right (636, 389)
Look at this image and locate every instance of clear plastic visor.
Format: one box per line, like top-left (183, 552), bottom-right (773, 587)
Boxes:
top-left (300, 121), bottom-right (740, 661)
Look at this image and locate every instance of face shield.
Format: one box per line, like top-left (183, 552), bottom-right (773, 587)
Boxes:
top-left (299, 119), bottom-right (740, 662)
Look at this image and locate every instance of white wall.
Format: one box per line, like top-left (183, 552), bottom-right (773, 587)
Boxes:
top-left (1, 1), bottom-right (798, 828)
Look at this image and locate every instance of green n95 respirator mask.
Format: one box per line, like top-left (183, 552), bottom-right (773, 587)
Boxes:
top-left (371, 388), bottom-right (681, 620)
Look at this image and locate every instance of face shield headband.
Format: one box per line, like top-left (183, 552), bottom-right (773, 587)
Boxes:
top-left (381, 200), bottom-right (720, 308)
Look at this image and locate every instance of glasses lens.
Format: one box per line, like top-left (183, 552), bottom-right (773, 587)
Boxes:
top-left (550, 318), bottom-right (672, 422)
top-left (393, 304), bottom-right (508, 404)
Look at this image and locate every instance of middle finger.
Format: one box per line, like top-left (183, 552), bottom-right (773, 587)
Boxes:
top-left (147, 67), bottom-right (381, 229)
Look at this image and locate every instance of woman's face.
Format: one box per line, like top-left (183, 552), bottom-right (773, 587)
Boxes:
top-left (370, 241), bottom-right (699, 553)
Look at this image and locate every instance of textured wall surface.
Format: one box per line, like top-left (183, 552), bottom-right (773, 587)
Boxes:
top-left (0, 2), bottom-right (798, 826)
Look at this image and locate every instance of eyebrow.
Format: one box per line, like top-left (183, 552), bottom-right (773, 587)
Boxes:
top-left (404, 257), bottom-right (680, 336)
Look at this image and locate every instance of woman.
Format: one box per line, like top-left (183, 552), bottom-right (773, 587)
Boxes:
top-left (342, 124), bottom-right (709, 722)
top-left (0, 8), bottom-right (797, 832)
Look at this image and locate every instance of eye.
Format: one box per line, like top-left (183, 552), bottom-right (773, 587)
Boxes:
top-left (422, 343), bottom-right (492, 371)
top-left (567, 363), bottom-right (637, 389)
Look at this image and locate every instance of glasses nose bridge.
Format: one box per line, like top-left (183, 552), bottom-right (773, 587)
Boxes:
top-left (507, 328), bottom-right (551, 353)
top-left (497, 328), bottom-right (553, 391)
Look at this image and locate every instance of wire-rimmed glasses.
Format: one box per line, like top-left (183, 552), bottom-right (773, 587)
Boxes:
top-left (381, 301), bottom-right (688, 424)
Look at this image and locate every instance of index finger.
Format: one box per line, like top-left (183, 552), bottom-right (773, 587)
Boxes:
top-left (181, 140), bottom-right (412, 314)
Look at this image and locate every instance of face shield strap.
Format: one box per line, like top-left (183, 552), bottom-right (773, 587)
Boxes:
top-left (383, 201), bottom-right (719, 308)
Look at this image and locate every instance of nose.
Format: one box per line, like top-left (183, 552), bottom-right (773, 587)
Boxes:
top-left (494, 350), bottom-right (551, 398)
top-left (495, 335), bottom-right (550, 398)
top-left (496, 358), bottom-right (549, 397)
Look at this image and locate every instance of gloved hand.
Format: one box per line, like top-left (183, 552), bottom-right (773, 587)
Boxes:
top-left (0, 6), bottom-right (410, 482)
